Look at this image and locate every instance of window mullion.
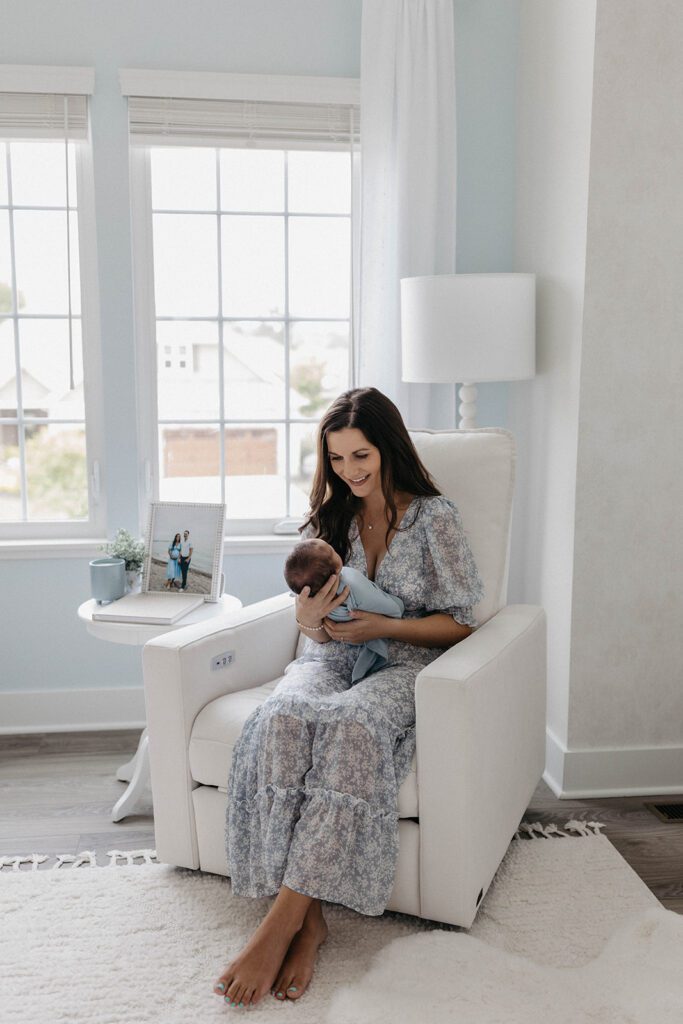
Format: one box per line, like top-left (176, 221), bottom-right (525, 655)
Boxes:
top-left (215, 148), bottom-right (226, 506)
top-left (348, 107), bottom-right (356, 389)
top-left (63, 100), bottom-right (76, 392)
top-left (283, 150), bottom-right (291, 517)
top-left (5, 141), bottom-right (28, 521)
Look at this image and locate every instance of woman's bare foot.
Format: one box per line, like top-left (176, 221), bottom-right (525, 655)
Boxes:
top-left (213, 888), bottom-right (311, 1008)
top-left (271, 900), bottom-right (328, 1002)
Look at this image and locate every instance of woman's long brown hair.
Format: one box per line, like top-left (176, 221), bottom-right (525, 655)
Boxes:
top-left (300, 387), bottom-right (442, 563)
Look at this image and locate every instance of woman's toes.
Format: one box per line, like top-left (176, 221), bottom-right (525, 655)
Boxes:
top-left (214, 975), bottom-right (231, 997)
top-left (286, 980), bottom-right (304, 1000)
top-left (271, 975), bottom-right (285, 999)
top-left (226, 981), bottom-right (241, 1006)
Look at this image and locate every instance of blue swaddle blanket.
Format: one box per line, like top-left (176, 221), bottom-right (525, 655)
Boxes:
top-left (326, 565), bottom-right (404, 683)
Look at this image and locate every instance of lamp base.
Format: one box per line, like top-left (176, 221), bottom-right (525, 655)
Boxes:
top-left (458, 382), bottom-right (478, 428)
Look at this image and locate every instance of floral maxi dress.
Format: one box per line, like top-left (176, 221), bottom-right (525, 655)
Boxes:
top-left (225, 495), bottom-right (485, 916)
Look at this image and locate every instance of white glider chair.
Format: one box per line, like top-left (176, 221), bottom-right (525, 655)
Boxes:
top-left (142, 428), bottom-right (546, 929)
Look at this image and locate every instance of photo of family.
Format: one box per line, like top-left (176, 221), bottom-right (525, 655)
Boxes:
top-left (143, 501), bottom-right (226, 601)
top-left (162, 529), bottom-right (195, 591)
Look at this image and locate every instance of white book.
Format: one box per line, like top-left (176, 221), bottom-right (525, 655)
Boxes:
top-left (91, 592), bottom-right (204, 625)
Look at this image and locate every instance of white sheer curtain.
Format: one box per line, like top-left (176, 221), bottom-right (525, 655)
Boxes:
top-left (358, 0), bottom-right (457, 429)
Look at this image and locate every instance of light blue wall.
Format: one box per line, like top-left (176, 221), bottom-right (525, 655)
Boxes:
top-left (0, 0), bottom-right (519, 696)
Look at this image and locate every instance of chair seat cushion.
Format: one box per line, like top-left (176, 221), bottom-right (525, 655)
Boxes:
top-left (189, 681), bottom-right (419, 819)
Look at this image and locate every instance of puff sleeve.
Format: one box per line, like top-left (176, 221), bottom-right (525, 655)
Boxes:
top-left (421, 496), bottom-right (484, 628)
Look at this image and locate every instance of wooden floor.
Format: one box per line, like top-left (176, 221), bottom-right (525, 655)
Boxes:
top-left (1, 729), bottom-right (682, 915)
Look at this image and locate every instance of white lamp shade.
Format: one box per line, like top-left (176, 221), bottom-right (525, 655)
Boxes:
top-left (400, 273), bottom-right (536, 383)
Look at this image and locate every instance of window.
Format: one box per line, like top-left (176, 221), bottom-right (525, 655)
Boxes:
top-left (125, 73), bottom-right (359, 534)
top-left (0, 71), bottom-right (104, 540)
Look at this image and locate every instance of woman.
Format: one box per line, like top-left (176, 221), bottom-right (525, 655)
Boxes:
top-left (215, 387), bottom-right (484, 1008)
top-left (165, 533), bottom-right (181, 589)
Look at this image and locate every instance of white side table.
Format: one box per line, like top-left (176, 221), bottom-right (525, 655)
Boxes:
top-left (78, 594), bottom-right (242, 822)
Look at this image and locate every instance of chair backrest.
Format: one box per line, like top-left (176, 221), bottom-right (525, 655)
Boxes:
top-left (408, 428), bottom-right (516, 625)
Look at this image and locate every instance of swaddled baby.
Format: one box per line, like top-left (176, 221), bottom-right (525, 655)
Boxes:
top-left (284, 538), bottom-right (404, 683)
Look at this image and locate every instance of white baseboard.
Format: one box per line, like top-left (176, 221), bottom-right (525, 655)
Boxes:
top-left (0, 687), bottom-right (146, 734)
top-left (545, 726), bottom-right (683, 798)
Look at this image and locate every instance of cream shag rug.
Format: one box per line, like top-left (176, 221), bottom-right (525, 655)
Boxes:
top-left (1, 824), bottom-right (681, 1024)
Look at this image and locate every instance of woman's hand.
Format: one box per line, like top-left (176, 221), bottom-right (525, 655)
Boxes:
top-left (323, 610), bottom-right (392, 644)
top-left (296, 573), bottom-right (350, 629)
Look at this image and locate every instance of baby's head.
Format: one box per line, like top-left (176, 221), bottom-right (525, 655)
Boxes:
top-left (284, 539), bottom-right (343, 597)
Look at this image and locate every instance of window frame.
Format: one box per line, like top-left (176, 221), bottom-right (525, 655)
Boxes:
top-left (0, 128), bottom-right (107, 543)
top-left (128, 75), bottom-right (361, 538)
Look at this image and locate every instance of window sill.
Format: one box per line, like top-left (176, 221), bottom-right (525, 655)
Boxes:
top-left (0, 534), bottom-right (301, 560)
top-left (222, 534), bottom-right (301, 555)
top-left (0, 538), bottom-right (109, 560)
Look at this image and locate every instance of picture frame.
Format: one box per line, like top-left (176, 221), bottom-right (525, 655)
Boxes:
top-left (142, 501), bottom-right (226, 602)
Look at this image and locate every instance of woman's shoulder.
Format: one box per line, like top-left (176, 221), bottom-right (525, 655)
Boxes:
top-left (414, 493), bottom-right (460, 521)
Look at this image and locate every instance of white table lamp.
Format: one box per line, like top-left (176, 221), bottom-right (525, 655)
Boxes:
top-left (400, 273), bottom-right (536, 427)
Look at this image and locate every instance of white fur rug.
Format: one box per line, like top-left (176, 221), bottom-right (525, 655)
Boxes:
top-left (1, 827), bottom-right (680, 1023)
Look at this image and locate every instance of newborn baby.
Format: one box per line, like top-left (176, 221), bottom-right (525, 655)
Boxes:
top-left (284, 537), bottom-right (404, 683)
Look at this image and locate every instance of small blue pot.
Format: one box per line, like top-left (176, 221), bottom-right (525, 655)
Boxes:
top-left (90, 556), bottom-right (126, 604)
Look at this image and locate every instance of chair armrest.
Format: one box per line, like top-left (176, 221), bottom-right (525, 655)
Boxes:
top-left (142, 591), bottom-right (299, 868)
top-left (415, 604), bottom-right (547, 927)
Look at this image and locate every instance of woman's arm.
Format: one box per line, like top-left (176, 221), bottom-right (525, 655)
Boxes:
top-left (295, 571), bottom-right (349, 645)
top-left (299, 624), bottom-right (333, 645)
top-left (385, 613), bottom-right (472, 648)
top-left (324, 610), bottom-right (472, 648)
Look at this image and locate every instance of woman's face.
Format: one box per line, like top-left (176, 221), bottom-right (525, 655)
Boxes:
top-left (326, 428), bottom-right (382, 500)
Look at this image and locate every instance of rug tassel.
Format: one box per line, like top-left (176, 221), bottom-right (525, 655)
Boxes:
top-left (52, 851), bottom-right (97, 869)
top-left (514, 820), bottom-right (606, 840)
top-left (564, 819), bottom-right (606, 837)
top-left (106, 849), bottom-right (158, 866)
top-left (0, 854), bottom-right (49, 871)
top-left (73, 851), bottom-right (98, 868)
top-left (1, 849), bottom-right (159, 870)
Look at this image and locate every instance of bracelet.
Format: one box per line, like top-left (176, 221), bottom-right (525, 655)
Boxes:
top-left (296, 617), bottom-right (327, 633)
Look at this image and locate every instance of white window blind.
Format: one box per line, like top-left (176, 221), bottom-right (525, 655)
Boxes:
top-left (0, 65), bottom-right (94, 140)
top-left (120, 69), bottom-right (359, 151)
top-left (0, 93), bottom-right (88, 140)
top-left (127, 95), bottom-right (359, 151)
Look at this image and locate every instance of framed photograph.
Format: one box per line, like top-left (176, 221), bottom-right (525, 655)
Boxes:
top-left (142, 501), bottom-right (226, 602)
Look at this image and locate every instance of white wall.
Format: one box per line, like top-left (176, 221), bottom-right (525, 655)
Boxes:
top-left (508, 0), bottom-right (597, 749)
top-left (570, 0), bottom-right (683, 754)
top-left (511, 0), bottom-right (683, 796)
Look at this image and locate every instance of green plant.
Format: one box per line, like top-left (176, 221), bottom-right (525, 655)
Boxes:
top-left (102, 528), bottom-right (146, 572)
top-left (24, 429), bottom-right (88, 520)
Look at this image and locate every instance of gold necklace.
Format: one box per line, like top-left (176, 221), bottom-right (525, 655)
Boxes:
top-left (360, 497), bottom-right (411, 531)
top-left (359, 507), bottom-right (384, 531)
